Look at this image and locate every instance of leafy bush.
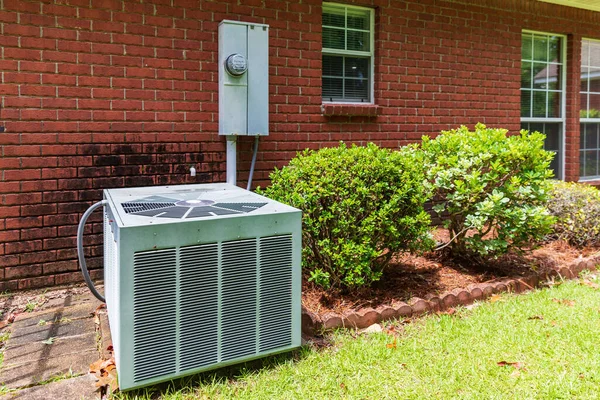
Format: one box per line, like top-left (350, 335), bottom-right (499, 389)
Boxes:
top-left (258, 143), bottom-right (432, 290)
top-left (421, 123), bottom-right (555, 258)
top-left (546, 181), bottom-right (600, 246)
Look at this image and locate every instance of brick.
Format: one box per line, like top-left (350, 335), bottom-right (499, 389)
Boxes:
top-left (5, 265), bottom-right (43, 279)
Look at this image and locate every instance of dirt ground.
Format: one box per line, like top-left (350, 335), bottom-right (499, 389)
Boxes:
top-left (302, 238), bottom-right (599, 315)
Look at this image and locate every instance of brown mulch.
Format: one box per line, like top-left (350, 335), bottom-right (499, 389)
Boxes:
top-left (302, 238), bottom-right (599, 315)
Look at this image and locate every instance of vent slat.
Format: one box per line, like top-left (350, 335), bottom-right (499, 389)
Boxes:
top-left (221, 239), bottom-right (258, 361)
top-left (179, 243), bottom-right (219, 374)
top-left (259, 235), bottom-right (293, 353)
top-left (133, 248), bottom-right (177, 383)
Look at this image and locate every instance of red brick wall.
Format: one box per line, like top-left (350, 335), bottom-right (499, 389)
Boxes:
top-left (1, 0), bottom-right (600, 290)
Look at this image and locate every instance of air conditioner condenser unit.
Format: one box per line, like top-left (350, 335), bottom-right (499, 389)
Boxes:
top-left (97, 183), bottom-right (301, 390)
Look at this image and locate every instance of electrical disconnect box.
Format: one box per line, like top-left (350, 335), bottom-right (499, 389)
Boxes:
top-left (218, 20), bottom-right (269, 136)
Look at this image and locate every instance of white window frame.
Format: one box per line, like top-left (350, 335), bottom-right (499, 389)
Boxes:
top-left (322, 2), bottom-right (375, 104)
top-left (520, 30), bottom-right (567, 180)
top-left (579, 37), bottom-right (600, 181)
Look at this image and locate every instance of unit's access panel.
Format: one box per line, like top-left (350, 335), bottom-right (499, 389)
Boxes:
top-left (218, 20), bottom-right (269, 136)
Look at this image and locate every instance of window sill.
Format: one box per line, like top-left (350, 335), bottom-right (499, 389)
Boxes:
top-left (321, 103), bottom-right (379, 117)
top-left (578, 178), bottom-right (600, 186)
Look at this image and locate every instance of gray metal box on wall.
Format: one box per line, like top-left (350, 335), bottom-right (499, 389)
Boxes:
top-left (218, 20), bottom-right (269, 136)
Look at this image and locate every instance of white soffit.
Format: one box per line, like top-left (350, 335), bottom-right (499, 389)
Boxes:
top-left (537, 0), bottom-right (600, 12)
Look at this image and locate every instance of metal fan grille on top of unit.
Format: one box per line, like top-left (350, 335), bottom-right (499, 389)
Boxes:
top-left (121, 192), bottom-right (267, 219)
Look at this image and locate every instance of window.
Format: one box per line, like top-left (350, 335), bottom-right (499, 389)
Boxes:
top-left (580, 39), bottom-right (600, 180)
top-left (322, 3), bottom-right (374, 103)
top-left (520, 31), bottom-right (565, 179)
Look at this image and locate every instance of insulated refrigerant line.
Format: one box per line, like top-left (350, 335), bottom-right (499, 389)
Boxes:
top-left (77, 200), bottom-right (107, 303)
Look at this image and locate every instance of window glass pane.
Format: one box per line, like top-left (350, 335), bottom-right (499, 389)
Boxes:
top-left (586, 125), bottom-right (599, 148)
top-left (581, 69), bottom-right (590, 93)
top-left (347, 30), bottom-right (370, 52)
top-left (547, 64), bottom-right (561, 90)
top-left (323, 8), bottom-right (345, 27)
top-left (322, 77), bottom-right (343, 100)
top-left (532, 62), bottom-right (549, 89)
top-left (323, 27), bottom-right (345, 50)
top-left (521, 61), bottom-right (532, 87)
top-left (584, 150), bottom-right (598, 176)
top-left (544, 123), bottom-right (560, 151)
top-left (345, 79), bottom-right (369, 100)
top-left (589, 94), bottom-right (600, 115)
top-left (323, 55), bottom-right (343, 77)
top-left (589, 67), bottom-right (600, 92)
top-left (532, 91), bottom-right (547, 117)
top-left (547, 91), bottom-right (561, 118)
top-left (522, 34), bottom-right (533, 60)
top-left (346, 9), bottom-right (370, 30)
top-left (582, 40), bottom-right (590, 66)
top-left (549, 154), bottom-right (559, 177)
top-left (548, 36), bottom-right (561, 61)
top-left (587, 41), bottom-right (600, 66)
top-left (533, 35), bottom-right (548, 61)
top-left (521, 90), bottom-right (531, 118)
top-left (580, 123), bottom-right (600, 178)
top-left (322, 55), bottom-right (370, 102)
top-left (344, 57), bottom-right (369, 78)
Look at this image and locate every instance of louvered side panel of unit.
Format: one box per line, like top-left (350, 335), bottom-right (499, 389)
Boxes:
top-left (258, 235), bottom-right (293, 352)
top-left (220, 239), bottom-right (257, 361)
top-left (103, 210), bottom-right (120, 363)
top-left (133, 249), bottom-right (177, 383)
top-left (179, 244), bottom-right (219, 371)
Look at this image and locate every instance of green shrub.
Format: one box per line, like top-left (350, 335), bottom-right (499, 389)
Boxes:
top-left (421, 123), bottom-right (555, 258)
top-left (258, 143), bottom-right (433, 290)
top-left (547, 181), bottom-right (600, 246)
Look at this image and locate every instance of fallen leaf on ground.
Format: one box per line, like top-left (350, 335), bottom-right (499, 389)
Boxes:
top-left (490, 295), bottom-right (503, 303)
top-left (497, 361), bottom-right (526, 370)
top-left (386, 338), bottom-right (397, 349)
top-left (90, 356), bottom-right (119, 394)
top-left (42, 337), bottom-right (55, 345)
top-left (95, 368), bottom-right (118, 390)
top-left (528, 315), bottom-right (544, 320)
top-left (465, 303), bottom-right (481, 310)
top-left (552, 298), bottom-right (575, 306)
top-left (89, 359), bottom-right (105, 374)
top-left (442, 308), bottom-right (456, 315)
top-left (550, 320), bottom-right (558, 326)
top-left (510, 370), bottom-right (521, 378)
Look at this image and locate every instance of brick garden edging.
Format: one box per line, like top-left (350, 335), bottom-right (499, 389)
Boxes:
top-left (301, 254), bottom-right (600, 335)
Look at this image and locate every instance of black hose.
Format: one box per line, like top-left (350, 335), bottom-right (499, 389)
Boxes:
top-left (77, 200), bottom-right (107, 303)
top-left (247, 136), bottom-right (259, 191)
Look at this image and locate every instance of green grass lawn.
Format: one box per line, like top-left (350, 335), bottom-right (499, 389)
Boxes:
top-left (118, 273), bottom-right (600, 400)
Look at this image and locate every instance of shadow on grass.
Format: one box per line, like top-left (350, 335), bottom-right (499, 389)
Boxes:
top-left (118, 345), bottom-right (315, 399)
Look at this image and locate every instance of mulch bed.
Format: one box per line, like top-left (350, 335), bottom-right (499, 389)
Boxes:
top-left (302, 238), bottom-right (599, 316)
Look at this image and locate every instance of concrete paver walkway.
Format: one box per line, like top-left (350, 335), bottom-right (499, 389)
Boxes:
top-left (0, 287), bottom-right (105, 399)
